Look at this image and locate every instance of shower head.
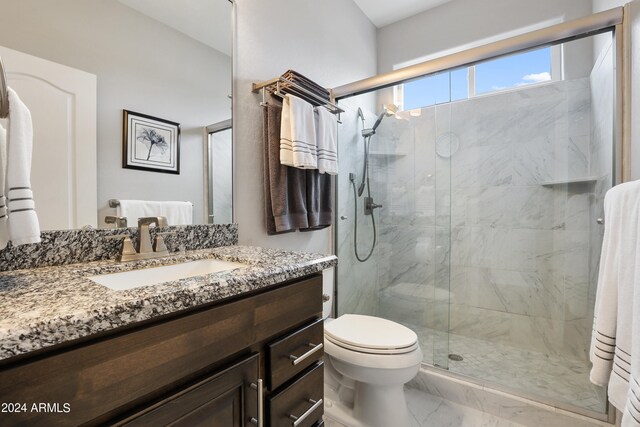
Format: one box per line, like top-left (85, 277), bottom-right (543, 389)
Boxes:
top-left (362, 104), bottom-right (398, 137)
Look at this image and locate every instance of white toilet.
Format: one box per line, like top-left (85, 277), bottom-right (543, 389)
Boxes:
top-left (322, 313), bottom-right (423, 427)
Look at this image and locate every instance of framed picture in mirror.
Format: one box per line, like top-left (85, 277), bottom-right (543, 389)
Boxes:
top-left (123, 110), bottom-right (181, 174)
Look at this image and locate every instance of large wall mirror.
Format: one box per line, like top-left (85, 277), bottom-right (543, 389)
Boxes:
top-left (0, 0), bottom-right (233, 229)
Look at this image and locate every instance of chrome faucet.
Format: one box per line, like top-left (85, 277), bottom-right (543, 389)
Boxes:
top-left (106, 216), bottom-right (182, 262)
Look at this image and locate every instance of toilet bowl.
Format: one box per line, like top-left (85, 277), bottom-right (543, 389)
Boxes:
top-left (323, 314), bottom-right (423, 427)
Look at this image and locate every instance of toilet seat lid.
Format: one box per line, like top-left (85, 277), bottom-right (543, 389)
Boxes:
top-left (324, 314), bottom-right (418, 352)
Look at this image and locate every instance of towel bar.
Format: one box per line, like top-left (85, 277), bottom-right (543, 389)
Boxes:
top-left (252, 75), bottom-right (344, 122)
top-left (108, 199), bottom-right (193, 208)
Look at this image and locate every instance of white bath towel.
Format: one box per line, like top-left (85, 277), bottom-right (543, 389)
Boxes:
top-left (0, 123), bottom-right (7, 249)
top-left (116, 200), bottom-right (193, 226)
top-left (590, 180), bottom-right (640, 413)
top-left (623, 184), bottom-right (640, 426)
top-left (6, 88), bottom-right (40, 246)
top-left (625, 287), bottom-right (640, 426)
top-left (280, 94), bottom-right (317, 169)
top-left (315, 107), bottom-right (338, 175)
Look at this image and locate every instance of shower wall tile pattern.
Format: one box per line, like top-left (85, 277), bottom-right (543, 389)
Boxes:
top-left (370, 78), bottom-right (597, 361)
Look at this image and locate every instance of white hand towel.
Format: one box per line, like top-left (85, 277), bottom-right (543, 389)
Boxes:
top-left (280, 94), bottom-right (317, 169)
top-left (590, 180), bottom-right (640, 412)
top-left (6, 88), bottom-right (40, 246)
top-left (117, 200), bottom-right (193, 226)
top-left (315, 107), bottom-right (338, 175)
top-left (0, 123), bottom-right (8, 249)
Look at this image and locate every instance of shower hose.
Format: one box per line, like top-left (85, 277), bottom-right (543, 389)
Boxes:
top-left (351, 134), bottom-right (377, 262)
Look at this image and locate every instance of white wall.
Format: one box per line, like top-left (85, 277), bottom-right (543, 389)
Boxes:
top-left (0, 0), bottom-right (231, 226)
top-left (593, 0), bottom-right (627, 11)
top-left (234, 0), bottom-right (377, 254)
top-left (377, 0), bottom-right (594, 76)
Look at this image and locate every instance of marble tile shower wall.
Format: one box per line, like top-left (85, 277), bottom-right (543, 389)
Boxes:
top-left (370, 78), bottom-right (595, 360)
top-left (450, 78), bottom-right (594, 360)
top-left (336, 101), bottom-right (381, 317)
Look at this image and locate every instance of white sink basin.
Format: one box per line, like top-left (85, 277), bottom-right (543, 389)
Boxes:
top-left (88, 259), bottom-right (248, 291)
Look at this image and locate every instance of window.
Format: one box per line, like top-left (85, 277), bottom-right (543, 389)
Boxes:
top-left (475, 47), bottom-right (551, 95)
top-left (397, 46), bottom-right (556, 111)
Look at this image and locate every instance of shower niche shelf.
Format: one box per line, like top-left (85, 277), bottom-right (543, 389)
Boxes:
top-left (369, 151), bottom-right (407, 158)
top-left (540, 176), bottom-right (599, 187)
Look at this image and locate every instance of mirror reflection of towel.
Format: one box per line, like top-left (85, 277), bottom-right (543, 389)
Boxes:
top-left (6, 88), bottom-right (41, 246)
top-left (117, 200), bottom-right (192, 226)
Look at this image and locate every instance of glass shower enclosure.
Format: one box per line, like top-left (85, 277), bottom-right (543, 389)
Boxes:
top-left (335, 30), bottom-right (616, 416)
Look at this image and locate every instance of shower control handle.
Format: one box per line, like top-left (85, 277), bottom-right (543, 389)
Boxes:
top-left (364, 197), bottom-right (383, 215)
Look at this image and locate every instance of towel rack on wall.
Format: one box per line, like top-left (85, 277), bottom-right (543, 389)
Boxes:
top-left (0, 56), bottom-right (9, 119)
top-left (108, 199), bottom-right (194, 208)
top-left (252, 76), bottom-right (344, 120)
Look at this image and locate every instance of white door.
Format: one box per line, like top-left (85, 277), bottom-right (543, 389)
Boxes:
top-left (0, 45), bottom-right (97, 230)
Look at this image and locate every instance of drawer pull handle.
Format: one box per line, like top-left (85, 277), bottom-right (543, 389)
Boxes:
top-left (249, 379), bottom-right (263, 426)
top-left (288, 343), bottom-right (324, 366)
top-left (289, 398), bottom-right (323, 426)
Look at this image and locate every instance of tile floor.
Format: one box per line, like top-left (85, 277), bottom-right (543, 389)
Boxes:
top-left (406, 388), bottom-right (526, 427)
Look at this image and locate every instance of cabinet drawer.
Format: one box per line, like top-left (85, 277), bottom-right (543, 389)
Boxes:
top-left (268, 362), bottom-right (324, 427)
top-left (268, 318), bottom-right (324, 390)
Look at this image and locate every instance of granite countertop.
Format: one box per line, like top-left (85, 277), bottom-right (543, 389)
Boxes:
top-left (0, 245), bottom-right (337, 361)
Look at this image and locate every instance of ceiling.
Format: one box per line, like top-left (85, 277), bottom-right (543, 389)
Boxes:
top-left (118, 0), bottom-right (232, 56)
top-left (352, 0), bottom-right (453, 28)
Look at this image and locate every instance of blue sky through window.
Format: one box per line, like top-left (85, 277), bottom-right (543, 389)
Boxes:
top-left (475, 47), bottom-right (551, 94)
top-left (401, 47), bottom-right (551, 111)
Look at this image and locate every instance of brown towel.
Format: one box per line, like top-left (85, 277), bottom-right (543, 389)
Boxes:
top-left (300, 170), bottom-right (332, 231)
top-left (263, 101), bottom-right (309, 234)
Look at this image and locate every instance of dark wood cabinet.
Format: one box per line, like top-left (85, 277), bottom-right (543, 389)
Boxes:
top-left (0, 273), bottom-right (324, 427)
top-left (120, 353), bottom-right (260, 427)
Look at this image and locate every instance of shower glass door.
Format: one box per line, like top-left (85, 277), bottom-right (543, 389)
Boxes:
top-left (335, 83), bottom-right (453, 370)
top-left (336, 30), bottom-right (615, 416)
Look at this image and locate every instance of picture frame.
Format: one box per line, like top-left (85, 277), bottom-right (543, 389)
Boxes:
top-left (122, 110), bottom-right (181, 174)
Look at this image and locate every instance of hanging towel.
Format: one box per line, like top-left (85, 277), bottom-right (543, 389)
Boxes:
top-left (590, 180), bottom-right (640, 413)
top-left (280, 94), bottom-right (317, 169)
top-left (315, 107), bottom-right (338, 175)
top-left (117, 200), bottom-right (192, 226)
top-left (0, 124), bottom-right (7, 249)
top-left (300, 169), bottom-right (332, 231)
top-left (263, 100), bottom-right (309, 234)
top-left (625, 257), bottom-right (640, 426)
top-left (6, 88), bottom-right (40, 246)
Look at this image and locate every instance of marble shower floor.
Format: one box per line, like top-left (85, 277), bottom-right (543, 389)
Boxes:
top-left (411, 327), bottom-right (608, 413)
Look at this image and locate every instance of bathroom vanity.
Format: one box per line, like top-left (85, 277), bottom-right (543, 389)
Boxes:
top-left (0, 242), bottom-right (335, 427)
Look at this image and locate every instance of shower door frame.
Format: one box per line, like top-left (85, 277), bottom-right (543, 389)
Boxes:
top-left (333, 6), bottom-right (629, 424)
